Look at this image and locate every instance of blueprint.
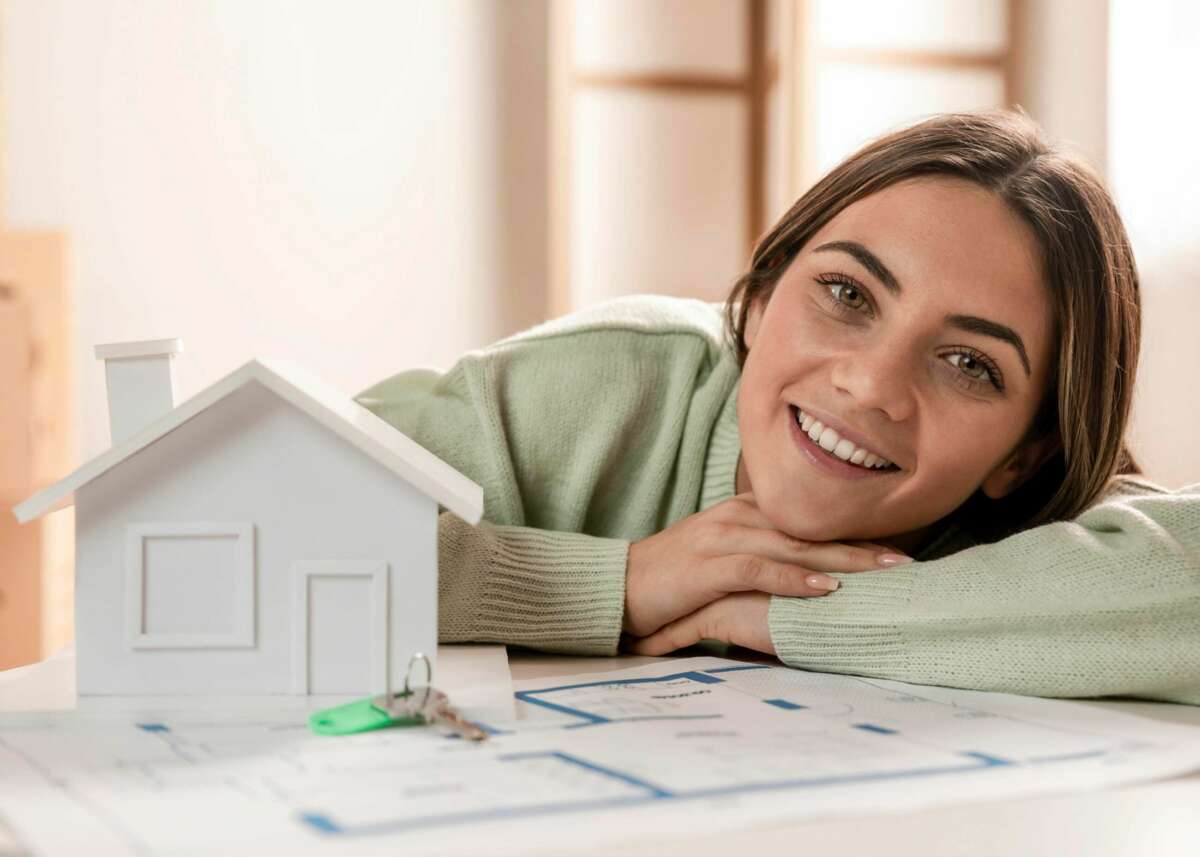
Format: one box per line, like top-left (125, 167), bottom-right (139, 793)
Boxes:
top-left (3, 656), bottom-right (1200, 857)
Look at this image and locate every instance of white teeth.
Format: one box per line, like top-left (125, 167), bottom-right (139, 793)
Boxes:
top-left (795, 408), bottom-right (894, 471)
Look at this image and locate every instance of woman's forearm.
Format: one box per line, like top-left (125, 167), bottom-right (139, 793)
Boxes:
top-left (769, 482), bottom-right (1200, 704)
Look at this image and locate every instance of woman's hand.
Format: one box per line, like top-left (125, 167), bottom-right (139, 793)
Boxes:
top-left (623, 492), bottom-right (909, 638)
top-left (626, 592), bottom-right (774, 656)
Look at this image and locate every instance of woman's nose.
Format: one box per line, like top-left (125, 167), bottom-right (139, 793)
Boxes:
top-left (828, 340), bottom-right (916, 422)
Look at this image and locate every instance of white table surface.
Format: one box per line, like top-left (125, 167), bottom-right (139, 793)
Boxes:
top-left (3, 647), bottom-right (1200, 857)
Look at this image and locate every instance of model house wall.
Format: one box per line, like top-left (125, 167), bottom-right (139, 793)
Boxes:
top-left (74, 380), bottom-right (437, 696)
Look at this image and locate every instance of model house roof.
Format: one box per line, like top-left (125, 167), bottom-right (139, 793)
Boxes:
top-left (12, 359), bottom-right (484, 525)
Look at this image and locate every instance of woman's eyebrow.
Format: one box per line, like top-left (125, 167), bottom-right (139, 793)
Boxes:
top-left (812, 240), bottom-right (1033, 377)
top-left (945, 314), bottom-right (1032, 376)
top-left (812, 241), bottom-right (901, 295)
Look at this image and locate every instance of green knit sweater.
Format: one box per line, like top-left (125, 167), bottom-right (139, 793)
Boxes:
top-left (355, 295), bottom-right (1200, 705)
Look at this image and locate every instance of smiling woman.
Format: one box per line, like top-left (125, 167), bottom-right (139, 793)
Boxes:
top-left (357, 110), bottom-right (1198, 705)
top-left (729, 111), bottom-right (1140, 548)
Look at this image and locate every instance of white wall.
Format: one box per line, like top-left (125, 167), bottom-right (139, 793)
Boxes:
top-left (3, 0), bottom-right (549, 463)
top-left (1015, 0), bottom-right (1199, 488)
top-left (1109, 0), bottom-right (1200, 487)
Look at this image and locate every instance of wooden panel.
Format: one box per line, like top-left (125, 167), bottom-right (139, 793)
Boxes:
top-left (0, 289), bottom-right (42, 670)
top-left (0, 288), bottom-right (31, 501)
top-left (0, 511), bottom-right (44, 670)
top-left (0, 229), bottom-right (74, 665)
top-left (0, 231), bottom-right (72, 490)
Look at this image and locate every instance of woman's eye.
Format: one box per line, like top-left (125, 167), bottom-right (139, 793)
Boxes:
top-left (834, 284), bottom-right (866, 310)
top-left (815, 274), bottom-right (873, 317)
top-left (944, 351), bottom-right (1004, 391)
top-left (946, 353), bottom-right (988, 379)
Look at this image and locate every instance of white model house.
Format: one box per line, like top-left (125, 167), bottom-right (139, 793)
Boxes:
top-left (13, 340), bottom-right (483, 696)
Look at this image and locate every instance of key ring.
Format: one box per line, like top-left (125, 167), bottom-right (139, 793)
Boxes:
top-left (404, 652), bottom-right (433, 711)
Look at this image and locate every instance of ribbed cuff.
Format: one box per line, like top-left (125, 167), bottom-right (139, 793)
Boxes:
top-left (439, 515), bottom-right (629, 655)
top-left (768, 569), bottom-right (917, 676)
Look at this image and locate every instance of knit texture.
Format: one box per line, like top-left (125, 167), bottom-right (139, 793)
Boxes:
top-left (770, 480), bottom-right (1200, 704)
top-left (356, 295), bottom-right (1200, 704)
top-left (355, 295), bottom-right (740, 655)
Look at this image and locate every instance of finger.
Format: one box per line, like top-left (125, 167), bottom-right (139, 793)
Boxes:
top-left (782, 539), bottom-right (912, 573)
top-left (847, 538), bottom-right (911, 556)
top-left (700, 523), bottom-right (908, 574)
top-left (627, 614), bottom-right (706, 656)
top-left (707, 554), bottom-right (841, 597)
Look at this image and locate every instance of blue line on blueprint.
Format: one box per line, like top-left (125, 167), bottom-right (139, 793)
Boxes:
top-left (515, 693), bottom-right (610, 724)
top-left (704, 665), bottom-right (772, 674)
top-left (135, 723), bottom-right (170, 733)
top-left (305, 794), bottom-right (654, 838)
top-left (763, 699), bottom-right (806, 710)
top-left (300, 813), bottom-right (342, 834)
top-left (960, 752), bottom-right (1013, 766)
top-left (564, 714), bottom-right (724, 730)
top-left (672, 754), bottom-right (1007, 803)
top-left (517, 671), bottom-right (727, 725)
top-left (470, 720), bottom-right (512, 736)
top-left (520, 670), bottom-right (726, 698)
top-left (498, 751), bottom-right (674, 798)
top-left (1026, 750), bottom-right (1105, 764)
top-left (305, 748), bottom-right (1011, 838)
top-left (853, 723), bottom-right (898, 735)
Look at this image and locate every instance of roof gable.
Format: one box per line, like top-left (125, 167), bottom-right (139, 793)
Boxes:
top-left (12, 359), bottom-right (483, 525)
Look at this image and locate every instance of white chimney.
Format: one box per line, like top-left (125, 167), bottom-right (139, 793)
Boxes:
top-left (94, 338), bottom-right (183, 446)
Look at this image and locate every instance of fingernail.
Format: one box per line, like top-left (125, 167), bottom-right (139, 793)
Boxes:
top-left (877, 553), bottom-right (914, 567)
top-left (807, 574), bottom-right (839, 591)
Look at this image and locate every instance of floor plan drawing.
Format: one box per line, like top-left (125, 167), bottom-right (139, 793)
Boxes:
top-left (3, 657), bottom-right (1200, 857)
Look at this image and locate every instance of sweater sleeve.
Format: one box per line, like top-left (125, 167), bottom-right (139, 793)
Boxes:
top-left (768, 482), bottom-right (1200, 704)
top-left (436, 513), bottom-right (627, 654)
top-left (355, 360), bottom-right (629, 656)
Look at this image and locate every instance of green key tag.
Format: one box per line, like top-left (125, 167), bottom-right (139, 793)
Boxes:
top-left (309, 695), bottom-right (422, 736)
top-left (308, 651), bottom-right (434, 736)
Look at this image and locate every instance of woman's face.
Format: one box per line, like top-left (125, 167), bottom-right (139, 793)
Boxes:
top-left (737, 176), bottom-right (1055, 547)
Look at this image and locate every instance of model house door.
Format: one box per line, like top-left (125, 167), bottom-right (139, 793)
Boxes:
top-left (291, 560), bottom-right (389, 695)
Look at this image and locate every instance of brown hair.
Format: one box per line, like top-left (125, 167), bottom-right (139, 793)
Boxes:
top-left (726, 110), bottom-right (1141, 541)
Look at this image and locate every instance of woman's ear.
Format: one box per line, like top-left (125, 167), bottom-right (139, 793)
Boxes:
top-left (980, 434), bottom-right (1060, 499)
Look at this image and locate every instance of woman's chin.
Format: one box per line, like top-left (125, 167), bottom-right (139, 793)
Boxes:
top-left (762, 502), bottom-right (886, 543)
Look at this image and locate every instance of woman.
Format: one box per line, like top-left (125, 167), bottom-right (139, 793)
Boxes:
top-left (357, 111), bottom-right (1200, 704)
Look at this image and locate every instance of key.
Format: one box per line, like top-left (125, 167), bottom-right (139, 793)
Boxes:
top-left (310, 651), bottom-right (488, 739)
top-left (414, 686), bottom-right (490, 742)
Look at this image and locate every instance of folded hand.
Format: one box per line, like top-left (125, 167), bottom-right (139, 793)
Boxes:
top-left (625, 591), bottom-right (775, 656)
top-left (623, 492), bottom-right (910, 638)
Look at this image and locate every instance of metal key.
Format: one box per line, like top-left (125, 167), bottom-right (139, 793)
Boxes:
top-left (371, 652), bottom-right (488, 742)
top-left (414, 686), bottom-right (489, 742)
top-left (370, 685), bottom-right (486, 740)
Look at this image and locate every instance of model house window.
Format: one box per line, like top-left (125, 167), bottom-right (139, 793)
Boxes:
top-left (126, 522), bottom-right (256, 650)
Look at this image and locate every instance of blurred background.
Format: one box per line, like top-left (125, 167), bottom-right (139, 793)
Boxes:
top-left (1, 0), bottom-right (1197, 669)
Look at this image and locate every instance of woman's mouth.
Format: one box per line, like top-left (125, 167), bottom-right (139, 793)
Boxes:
top-left (788, 405), bottom-right (900, 479)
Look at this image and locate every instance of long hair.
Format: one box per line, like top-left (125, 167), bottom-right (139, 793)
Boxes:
top-left (726, 110), bottom-right (1141, 541)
